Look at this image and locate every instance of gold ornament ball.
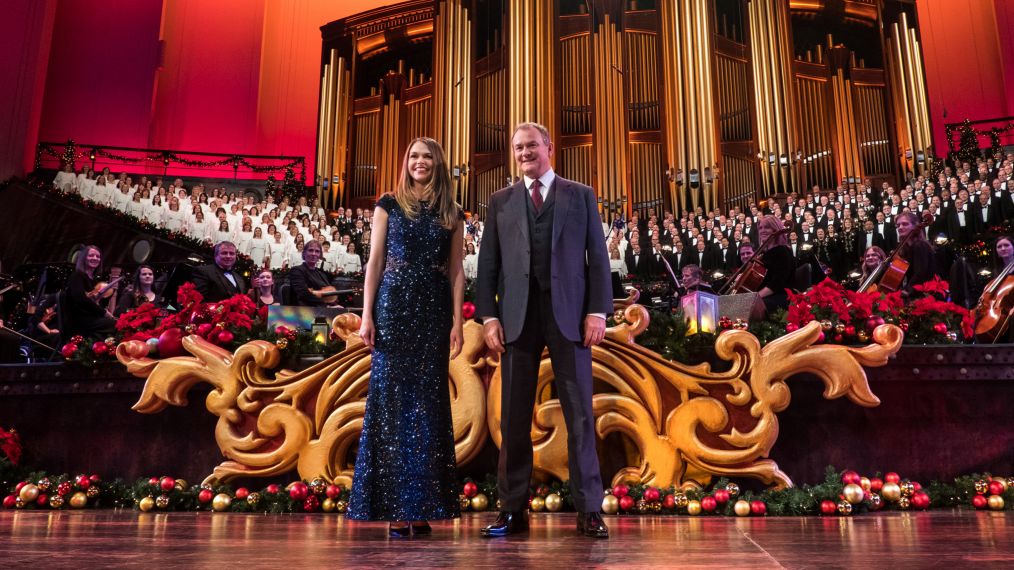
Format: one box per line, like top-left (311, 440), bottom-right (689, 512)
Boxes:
top-left (843, 483), bottom-right (865, 505)
top-left (686, 500), bottom-right (702, 516)
top-left (335, 500), bottom-right (348, 514)
top-left (637, 499), bottom-right (649, 513)
top-left (674, 494), bottom-right (689, 509)
top-left (860, 477), bottom-right (872, 491)
top-left (544, 493), bottom-right (562, 512)
top-left (86, 486), bottom-right (100, 499)
top-left (868, 493), bottom-right (883, 509)
top-left (37, 478), bottom-right (51, 492)
top-left (881, 482), bottom-right (902, 502)
top-left (470, 493), bottom-right (489, 512)
top-left (820, 320), bottom-right (833, 331)
top-left (900, 481), bottom-right (915, 497)
top-left (212, 493), bottom-right (232, 512)
top-left (459, 494), bottom-right (470, 510)
top-left (613, 309), bottom-right (625, 322)
top-left (247, 492), bottom-right (261, 507)
top-left (322, 498), bottom-right (336, 513)
top-left (988, 495), bottom-right (1005, 510)
top-left (856, 331), bottom-right (869, 343)
top-left (530, 496), bottom-right (546, 512)
top-left (174, 479), bottom-right (188, 492)
top-left (681, 481), bottom-right (702, 493)
top-left (837, 501), bottom-right (853, 515)
top-left (18, 484), bottom-right (40, 503)
top-left (14, 498), bottom-right (24, 509)
top-left (975, 480), bottom-right (989, 494)
top-left (601, 494), bottom-right (619, 514)
top-left (992, 477), bottom-right (1008, 492)
top-left (49, 495), bottom-right (65, 509)
top-left (650, 502), bottom-right (662, 513)
top-left (155, 495), bottom-right (170, 509)
top-left (734, 500), bottom-right (751, 517)
top-left (898, 497), bottom-right (911, 510)
top-left (69, 491), bottom-right (88, 509)
top-left (275, 338), bottom-right (289, 349)
top-left (834, 323), bottom-right (846, 334)
top-left (725, 483), bottom-right (740, 497)
top-left (310, 478), bottom-right (326, 494)
top-left (138, 496), bottom-right (155, 512)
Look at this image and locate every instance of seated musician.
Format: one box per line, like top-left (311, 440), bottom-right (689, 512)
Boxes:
top-left (893, 211), bottom-right (937, 298)
top-left (27, 294), bottom-right (61, 355)
top-left (858, 247), bottom-right (888, 286)
top-left (192, 241), bottom-right (246, 302)
top-left (289, 239), bottom-right (340, 307)
top-left (115, 265), bottom-right (160, 315)
top-left (976, 236), bottom-right (1014, 342)
top-left (678, 264), bottom-right (715, 295)
top-left (64, 245), bottom-right (117, 338)
top-left (249, 269), bottom-right (279, 307)
top-left (754, 215), bottom-right (794, 313)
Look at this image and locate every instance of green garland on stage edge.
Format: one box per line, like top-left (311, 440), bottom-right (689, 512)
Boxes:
top-left (2, 455), bottom-right (1011, 516)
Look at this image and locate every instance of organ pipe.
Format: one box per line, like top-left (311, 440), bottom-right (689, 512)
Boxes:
top-left (507, 0), bottom-right (556, 177)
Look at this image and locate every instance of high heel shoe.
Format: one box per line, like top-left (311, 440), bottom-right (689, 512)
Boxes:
top-left (411, 521), bottom-right (432, 535)
top-left (389, 522), bottom-right (412, 538)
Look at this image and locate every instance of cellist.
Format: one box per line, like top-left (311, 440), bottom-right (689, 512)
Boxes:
top-left (974, 236), bottom-right (1014, 342)
top-left (754, 215), bottom-right (794, 314)
top-left (893, 211), bottom-right (937, 299)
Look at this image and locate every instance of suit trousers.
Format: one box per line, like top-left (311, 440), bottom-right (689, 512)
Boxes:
top-left (497, 286), bottom-right (603, 513)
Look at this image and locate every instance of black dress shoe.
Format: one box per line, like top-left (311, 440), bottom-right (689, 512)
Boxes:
top-left (577, 512), bottom-right (609, 538)
top-left (389, 523), bottom-right (412, 538)
top-left (411, 521), bottom-right (432, 535)
top-left (480, 511), bottom-right (529, 537)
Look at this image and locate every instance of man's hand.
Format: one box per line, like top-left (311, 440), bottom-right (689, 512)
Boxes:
top-left (582, 315), bottom-right (606, 347)
top-left (482, 320), bottom-right (505, 353)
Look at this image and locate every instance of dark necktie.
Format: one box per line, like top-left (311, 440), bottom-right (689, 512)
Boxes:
top-left (530, 179), bottom-right (543, 213)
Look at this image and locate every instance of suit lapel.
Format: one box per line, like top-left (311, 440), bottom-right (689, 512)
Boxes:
top-left (552, 178), bottom-right (573, 245)
top-left (509, 181), bottom-right (530, 245)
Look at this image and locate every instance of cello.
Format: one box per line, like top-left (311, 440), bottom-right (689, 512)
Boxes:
top-left (719, 221), bottom-right (791, 295)
top-left (974, 259), bottom-right (1014, 343)
top-left (857, 212), bottom-right (932, 293)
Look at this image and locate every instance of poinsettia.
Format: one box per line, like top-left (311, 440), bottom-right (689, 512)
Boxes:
top-left (912, 275), bottom-right (950, 297)
top-left (0, 426), bottom-right (22, 465)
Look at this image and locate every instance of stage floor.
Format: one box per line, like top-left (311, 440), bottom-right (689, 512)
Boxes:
top-left (1, 510), bottom-right (1011, 569)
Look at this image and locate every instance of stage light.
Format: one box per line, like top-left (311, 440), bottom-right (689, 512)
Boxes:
top-left (979, 269), bottom-right (993, 276)
top-left (682, 291), bottom-right (718, 335)
top-left (848, 271), bottom-right (861, 278)
top-left (934, 235), bottom-right (949, 245)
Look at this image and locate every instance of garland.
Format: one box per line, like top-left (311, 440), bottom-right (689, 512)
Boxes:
top-left (945, 118), bottom-right (1014, 159)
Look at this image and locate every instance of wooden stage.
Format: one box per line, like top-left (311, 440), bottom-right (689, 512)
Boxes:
top-left (1, 510), bottom-right (1012, 568)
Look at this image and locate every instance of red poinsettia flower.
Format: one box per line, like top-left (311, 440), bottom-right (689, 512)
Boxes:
top-left (0, 427), bottom-right (22, 465)
top-left (912, 275), bottom-right (950, 296)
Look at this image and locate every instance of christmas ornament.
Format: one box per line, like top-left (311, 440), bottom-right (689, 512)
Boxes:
top-left (841, 471), bottom-right (861, 485)
top-left (471, 493), bottom-right (489, 512)
top-left (212, 493), bottom-right (232, 512)
top-left (309, 478), bottom-right (326, 495)
top-left (843, 484), bottom-right (865, 505)
top-left (725, 483), bottom-right (740, 497)
top-left (216, 330), bottom-right (234, 345)
top-left (932, 322), bottom-right (947, 334)
top-left (155, 495), bottom-right (170, 509)
top-left (14, 498), bottom-right (24, 509)
top-left (844, 325), bottom-right (856, 337)
top-left (785, 323), bottom-right (799, 333)
top-left (884, 472), bottom-right (901, 484)
top-left (275, 338), bottom-right (289, 350)
top-left (37, 478), bottom-right (51, 492)
top-left (988, 495), bottom-right (1005, 511)
top-left (898, 497), bottom-right (911, 510)
top-left (86, 487), bottom-right (99, 499)
top-left (686, 500), bottom-right (702, 515)
top-left (662, 494), bottom-right (676, 510)
top-left (49, 495), bottom-right (64, 509)
top-left (868, 494), bottom-right (883, 510)
top-left (325, 485), bottom-right (342, 499)
top-left (750, 500), bottom-right (767, 515)
top-left (459, 494), bottom-right (470, 510)
top-left (881, 482), bottom-right (902, 502)
top-left (147, 477), bottom-right (159, 486)
top-left (834, 323), bottom-right (846, 334)
top-left (91, 341), bottom-right (109, 356)
top-left (463, 481), bottom-right (478, 498)
top-left (157, 328), bottom-right (185, 358)
top-left (18, 484), bottom-right (39, 503)
top-left (15, 481), bottom-right (27, 493)
top-left (535, 485), bottom-right (550, 498)
top-left (289, 482), bottom-right (309, 501)
top-left (303, 496), bottom-right (320, 512)
top-left (2, 495), bottom-right (16, 509)
top-left (234, 487), bottom-right (250, 500)
top-left (734, 500), bottom-right (751, 516)
top-left (335, 500), bottom-right (348, 514)
top-left (674, 494), bottom-right (689, 509)
top-left (643, 487), bottom-right (660, 502)
top-left (75, 475), bottom-right (91, 489)
top-left (612, 484), bottom-right (629, 498)
top-left (991, 477), bottom-right (1008, 492)
top-left (856, 331), bottom-right (869, 343)
top-left (974, 480), bottom-right (990, 494)
top-left (820, 320), bottom-right (832, 331)
top-left (820, 500), bottom-right (837, 515)
top-left (988, 481), bottom-right (1005, 496)
top-left (198, 489), bottom-right (214, 504)
top-left (57, 482), bottom-right (72, 496)
top-left (544, 493), bottom-right (562, 512)
top-left (174, 479), bottom-right (188, 492)
top-left (618, 495), bottom-right (634, 511)
top-left (899, 481), bottom-right (915, 497)
top-left (321, 498), bottom-right (335, 513)
top-left (247, 493), bottom-right (260, 507)
top-left (911, 491), bottom-right (930, 510)
top-left (636, 499), bottom-right (649, 513)
top-left (701, 496), bottom-right (717, 512)
top-left (138, 496), bottom-right (155, 512)
top-left (870, 478), bottom-right (883, 492)
top-left (146, 337), bottom-right (159, 355)
top-left (859, 477), bottom-right (871, 491)
top-left (266, 484), bottom-right (281, 494)
top-left (972, 494), bottom-right (988, 509)
top-left (36, 494), bottom-right (48, 507)
top-left (530, 496), bottom-right (546, 512)
top-left (713, 489), bottom-right (730, 504)
top-left (837, 501), bottom-right (852, 515)
top-left (602, 494), bottom-right (620, 514)
top-left (61, 343), bottom-right (79, 358)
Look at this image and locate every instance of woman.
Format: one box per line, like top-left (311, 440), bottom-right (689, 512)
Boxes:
top-left (115, 265), bottom-right (160, 315)
top-left (249, 269), bottom-right (278, 307)
top-left (341, 242), bottom-right (363, 274)
top-left (267, 231), bottom-right (288, 270)
top-left (248, 227), bottom-right (269, 268)
top-left (754, 215), bottom-right (794, 313)
top-left (853, 246), bottom-right (888, 291)
top-left (63, 245), bottom-right (117, 339)
top-left (895, 211), bottom-right (936, 297)
top-left (463, 242), bottom-right (479, 280)
top-left (349, 137), bottom-right (464, 535)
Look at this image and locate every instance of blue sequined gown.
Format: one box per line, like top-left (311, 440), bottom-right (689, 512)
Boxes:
top-left (347, 194), bottom-right (461, 521)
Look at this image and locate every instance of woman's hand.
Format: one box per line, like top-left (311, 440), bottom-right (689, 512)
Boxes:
top-left (359, 316), bottom-right (376, 351)
top-left (449, 325), bottom-right (463, 360)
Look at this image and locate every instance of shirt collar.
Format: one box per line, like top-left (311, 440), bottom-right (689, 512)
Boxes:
top-left (523, 169), bottom-right (555, 193)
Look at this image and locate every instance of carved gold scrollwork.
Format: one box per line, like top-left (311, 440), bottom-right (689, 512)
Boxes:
top-left (117, 306), bottom-right (902, 489)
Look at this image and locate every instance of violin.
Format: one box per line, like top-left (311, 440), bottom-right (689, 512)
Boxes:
top-left (88, 268), bottom-right (123, 305)
top-left (719, 222), bottom-right (791, 295)
top-left (858, 212), bottom-right (932, 293)
top-left (974, 259), bottom-right (1014, 343)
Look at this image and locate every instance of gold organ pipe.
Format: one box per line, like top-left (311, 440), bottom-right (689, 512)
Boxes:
top-left (317, 65), bottom-right (328, 198)
top-left (322, 55), bottom-right (335, 204)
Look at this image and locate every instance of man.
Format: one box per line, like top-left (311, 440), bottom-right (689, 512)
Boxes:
top-left (856, 220), bottom-right (884, 255)
top-left (288, 240), bottom-right (339, 307)
top-left (625, 241), bottom-right (650, 278)
top-left (476, 122), bottom-right (611, 539)
top-left (192, 241), bottom-right (246, 302)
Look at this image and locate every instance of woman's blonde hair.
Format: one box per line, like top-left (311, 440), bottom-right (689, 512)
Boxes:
top-left (394, 137), bottom-right (459, 230)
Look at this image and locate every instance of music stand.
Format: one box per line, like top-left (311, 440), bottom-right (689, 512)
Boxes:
top-left (718, 292), bottom-right (765, 322)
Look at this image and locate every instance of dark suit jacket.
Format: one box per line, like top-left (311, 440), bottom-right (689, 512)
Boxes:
top-left (625, 248), bottom-right (651, 278)
top-left (854, 231), bottom-right (885, 255)
top-left (288, 263), bottom-right (332, 306)
top-left (476, 176), bottom-right (612, 344)
top-left (192, 263), bottom-right (246, 303)
top-left (972, 202), bottom-right (1001, 232)
top-left (670, 249), bottom-right (698, 271)
top-left (946, 208), bottom-right (974, 244)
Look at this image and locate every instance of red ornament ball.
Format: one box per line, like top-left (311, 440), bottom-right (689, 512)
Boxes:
top-left (701, 496), bottom-right (717, 512)
top-left (662, 494), bottom-right (676, 510)
top-left (89, 474), bottom-right (101, 483)
top-left (462, 302), bottom-right (476, 320)
top-left (750, 500), bottom-right (767, 515)
top-left (36, 494), bottom-right (49, 507)
top-left (198, 489), bottom-right (214, 504)
top-left (785, 323), bottom-right (799, 333)
top-left (987, 481), bottom-right (1004, 496)
top-left (76, 475), bottom-right (91, 490)
top-left (618, 495), bottom-right (635, 511)
top-left (3, 495), bottom-right (16, 509)
top-left (911, 491), bottom-right (930, 510)
top-left (159, 477), bottom-right (176, 492)
top-left (234, 487), bottom-right (249, 500)
top-left (463, 481), bottom-right (478, 498)
top-left (197, 323), bottom-right (215, 338)
top-left (148, 477), bottom-right (160, 486)
top-left (91, 341), bottom-right (109, 356)
top-left (884, 472), bottom-right (901, 484)
top-left (289, 482), bottom-right (309, 501)
top-left (274, 325), bottom-right (290, 336)
top-left (216, 330), bottom-right (235, 345)
top-left (57, 482), bottom-right (72, 497)
top-left (157, 328), bottom-right (185, 358)
top-left (820, 500), bottom-right (837, 515)
top-left (933, 322), bottom-right (948, 334)
top-left (817, 332), bottom-right (826, 343)
top-left (713, 489), bottom-right (730, 504)
top-left (841, 470), bottom-right (861, 485)
top-left (972, 494), bottom-right (988, 509)
top-left (870, 477), bottom-right (883, 492)
top-left (266, 484), bottom-right (281, 494)
top-left (61, 343), bottom-right (79, 359)
top-left (643, 487), bottom-right (660, 502)
top-left (15, 481), bottom-right (27, 493)
top-left (844, 325), bottom-right (856, 336)
top-left (325, 485), bottom-right (342, 499)
top-left (303, 495), bottom-right (320, 512)
top-left (612, 484), bottom-right (629, 498)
